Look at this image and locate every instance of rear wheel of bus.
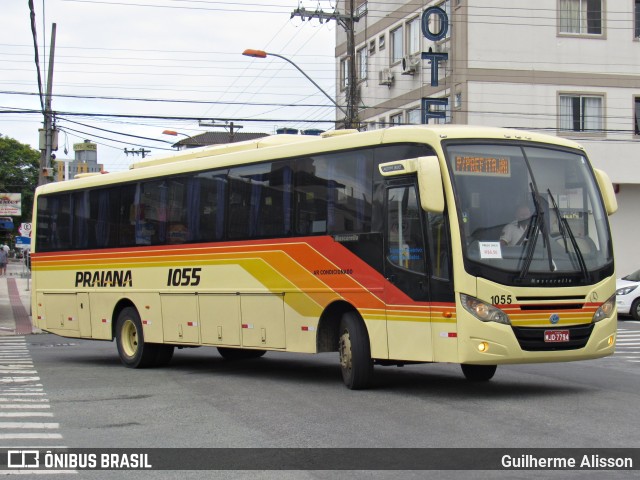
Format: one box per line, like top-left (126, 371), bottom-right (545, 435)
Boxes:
top-left (461, 364), bottom-right (497, 382)
top-left (115, 307), bottom-right (171, 368)
top-left (339, 312), bottom-right (373, 389)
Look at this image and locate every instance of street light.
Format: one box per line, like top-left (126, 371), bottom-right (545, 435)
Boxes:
top-left (162, 130), bottom-right (190, 138)
top-left (242, 49), bottom-right (348, 117)
top-left (162, 130), bottom-right (191, 149)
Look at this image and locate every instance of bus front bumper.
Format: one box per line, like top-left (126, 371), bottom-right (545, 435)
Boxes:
top-left (456, 314), bottom-right (617, 365)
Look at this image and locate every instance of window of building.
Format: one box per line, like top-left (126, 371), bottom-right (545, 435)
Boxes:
top-left (390, 26), bottom-right (403, 63)
top-left (378, 34), bottom-right (386, 51)
top-left (407, 108), bottom-right (421, 124)
top-left (636, 0), bottom-right (640, 38)
top-left (390, 113), bottom-right (403, 125)
top-left (406, 16), bottom-right (421, 55)
top-left (635, 97), bottom-right (640, 135)
top-left (454, 92), bottom-right (462, 109)
top-left (559, 0), bottom-right (602, 35)
top-left (559, 94), bottom-right (603, 132)
top-left (340, 57), bottom-right (350, 91)
top-left (369, 39), bottom-right (376, 55)
top-left (357, 47), bottom-right (367, 81)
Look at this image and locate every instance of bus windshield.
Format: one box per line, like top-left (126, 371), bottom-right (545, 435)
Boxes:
top-left (444, 142), bottom-right (613, 285)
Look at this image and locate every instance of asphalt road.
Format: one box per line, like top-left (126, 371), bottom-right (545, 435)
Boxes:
top-left (1, 320), bottom-right (639, 479)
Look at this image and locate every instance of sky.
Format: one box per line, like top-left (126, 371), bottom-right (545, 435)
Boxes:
top-left (0, 0), bottom-right (337, 172)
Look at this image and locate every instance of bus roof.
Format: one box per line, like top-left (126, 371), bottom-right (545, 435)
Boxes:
top-left (35, 125), bottom-right (585, 195)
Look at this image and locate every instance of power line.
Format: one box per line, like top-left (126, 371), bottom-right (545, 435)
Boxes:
top-left (0, 90), bottom-right (341, 109)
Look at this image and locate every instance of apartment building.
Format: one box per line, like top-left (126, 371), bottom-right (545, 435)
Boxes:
top-left (335, 0), bottom-right (640, 271)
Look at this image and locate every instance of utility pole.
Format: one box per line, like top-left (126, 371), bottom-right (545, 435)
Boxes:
top-left (38, 23), bottom-right (57, 186)
top-left (199, 120), bottom-right (243, 143)
top-left (124, 148), bottom-right (151, 159)
top-left (290, 1), bottom-right (362, 129)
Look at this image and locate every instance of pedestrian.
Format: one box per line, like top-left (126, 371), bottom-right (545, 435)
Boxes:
top-left (0, 245), bottom-right (7, 276)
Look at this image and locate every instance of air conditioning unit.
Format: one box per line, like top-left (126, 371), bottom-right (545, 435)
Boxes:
top-left (401, 55), bottom-right (420, 75)
top-left (378, 68), bottom-right (394, 86)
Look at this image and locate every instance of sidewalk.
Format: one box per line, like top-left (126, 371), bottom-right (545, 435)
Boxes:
top-left (0, 258), bottom-right (38, 336)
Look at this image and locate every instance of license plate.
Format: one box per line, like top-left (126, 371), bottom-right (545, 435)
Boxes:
top-left (544, 330), bottom-right (570, 343)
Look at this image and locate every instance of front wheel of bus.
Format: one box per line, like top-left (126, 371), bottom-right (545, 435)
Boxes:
top-left (115, 307), bottom-right (157, 368)
top-left (339, 312), bottom-right (373, 390)
top-left (461, 364), bottom-right (497, 382)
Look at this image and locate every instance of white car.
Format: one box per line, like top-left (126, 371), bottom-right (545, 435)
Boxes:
top-left (616, 269), bottom-right (640, 320)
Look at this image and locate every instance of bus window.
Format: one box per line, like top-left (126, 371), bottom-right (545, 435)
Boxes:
top-left (193, 171), bottom-right (227, 242)
top-left (386, 185), bottom-right (425, 273)
top-left (294, 151), bottom-right (373, 235)
top-left (73, 191), bottom-right (90, 249)
top-left (134, 180), bottom-right (167, 246)
top-left (166, 177), bottom-right (189, 244)
top-left (427, 212), bottom-right (450, 280)
top-left (228, 161), bottom-right (293, 239)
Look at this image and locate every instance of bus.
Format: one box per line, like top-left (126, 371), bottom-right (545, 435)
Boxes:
top-left (31, 125), bottom-right (618, 389)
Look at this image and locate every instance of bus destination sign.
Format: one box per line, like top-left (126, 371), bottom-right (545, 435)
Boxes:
top-left (454, 155), bottom-right (511, 177)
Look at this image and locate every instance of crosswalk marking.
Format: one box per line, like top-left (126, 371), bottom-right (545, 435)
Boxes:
top-left (0, 423), bottom-right (60, 429)
top-left (0, 336), bottom-right (70, 473)
top-left (0, 412), bottom-right (54, 418)
top-left (612, 327), bottom-right (640, 365)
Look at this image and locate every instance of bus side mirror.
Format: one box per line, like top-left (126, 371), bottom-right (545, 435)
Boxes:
top-left (416, 156), bottom-right (445, 213)
top-left (594, 168), bottom-right (617, 215)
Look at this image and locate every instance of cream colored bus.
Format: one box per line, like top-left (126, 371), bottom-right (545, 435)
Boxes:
top-left (31, 126), bottom-right (618, 389)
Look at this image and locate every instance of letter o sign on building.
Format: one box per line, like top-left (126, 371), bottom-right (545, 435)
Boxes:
top-left (421, 6), bottom-right (449, 41)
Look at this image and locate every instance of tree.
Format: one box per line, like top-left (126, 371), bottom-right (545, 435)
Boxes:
top-left (0, 134), bottom-right (40, 242)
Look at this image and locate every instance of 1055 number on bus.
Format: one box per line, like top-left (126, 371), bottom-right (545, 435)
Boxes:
top-left (167, 267), bottom-right (202, 287)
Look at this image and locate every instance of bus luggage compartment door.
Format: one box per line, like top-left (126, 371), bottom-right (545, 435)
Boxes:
top-left (240, 293), bottom-right (285, 349)
top-left (160, 294), bottom-right (200, 344)
top-left (198, 294), bottom-right (241, 346)
top-left (42, 293), bottom-right (80, 334)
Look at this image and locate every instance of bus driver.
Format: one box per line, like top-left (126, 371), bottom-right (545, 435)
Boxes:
top-left (500, 204), bottom-right (531, 247)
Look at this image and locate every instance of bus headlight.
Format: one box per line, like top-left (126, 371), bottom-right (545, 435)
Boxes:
top-left (460, 294), bottom-right (510, 325)
top-left (592, 294), bottom-right (616, 323)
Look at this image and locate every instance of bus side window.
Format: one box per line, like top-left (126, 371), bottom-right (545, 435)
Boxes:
top-left (387, 185), bottom-right (425, 273)
top-left (227, 176), bottom-right (250, 239)
top-left (427, 212), bottom-right (450, 280)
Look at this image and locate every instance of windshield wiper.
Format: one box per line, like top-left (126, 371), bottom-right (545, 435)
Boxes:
top-left (518, 184), bottom-right (554, 280)
top-left (547, 189), bottom-right (590, 282)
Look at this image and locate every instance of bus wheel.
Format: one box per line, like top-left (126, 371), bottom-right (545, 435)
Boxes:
top-left (338, 312), bottom-right (373, 390)
top-left (217, 347), bottom-right (266, 360)
top-left (115, 307), bottom-right (157, 368)
top-left (461, 364), bottom-right (497, 382)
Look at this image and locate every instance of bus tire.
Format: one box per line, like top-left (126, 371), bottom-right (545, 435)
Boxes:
top-left (217, 347), bottom-right (266, 360)
top-left (115, 307), bottom-right (158, 368)
top-left (338, 312), bottom-right (373, 390)
top-left (461, 364), bottom-right (497, 382)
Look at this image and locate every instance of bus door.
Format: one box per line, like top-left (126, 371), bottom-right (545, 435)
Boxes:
top-left (384, 180), bottom-right (433, 362)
